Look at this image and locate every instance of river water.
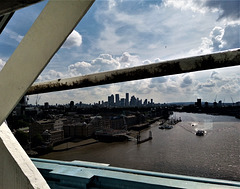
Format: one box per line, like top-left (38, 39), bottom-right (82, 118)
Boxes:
top-left (41, 112), bottom-right (240, 181)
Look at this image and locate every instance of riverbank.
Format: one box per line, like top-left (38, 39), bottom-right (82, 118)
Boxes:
top-left (40, 112), bottom-right (240, 182)
top-left (53, 138), bottom-right (98, 152)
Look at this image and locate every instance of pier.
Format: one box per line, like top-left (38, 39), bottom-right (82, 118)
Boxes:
top-left (137, 131), bottom-right (152, 144)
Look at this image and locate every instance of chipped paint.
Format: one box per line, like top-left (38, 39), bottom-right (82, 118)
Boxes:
top-left (27, 49), bottom-right (240, 95)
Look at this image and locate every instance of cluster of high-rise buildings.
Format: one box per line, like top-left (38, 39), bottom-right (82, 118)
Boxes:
top-left (96, 93), bottom-right (157, 107)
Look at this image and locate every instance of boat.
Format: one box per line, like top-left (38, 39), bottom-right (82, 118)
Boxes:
top-left (159, 125), bottom-right (173, 130)
top-left (196, 130), bottom-right (205, 136)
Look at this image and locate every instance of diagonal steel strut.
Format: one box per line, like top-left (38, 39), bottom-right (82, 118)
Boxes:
top-left (27, 48), bottom-right (240, 95)
top-left (0, 0), bottom-right (95, 125)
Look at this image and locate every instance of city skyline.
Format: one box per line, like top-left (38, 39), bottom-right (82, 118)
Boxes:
top-left (33, 92), bottom-right (158, 107)
top-left (0, 0), bottom-right (240, 104)
top-left (32, 92), bottom-right (239, 107)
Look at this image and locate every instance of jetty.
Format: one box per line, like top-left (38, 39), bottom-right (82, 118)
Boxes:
top-left (137, 131), bottom-right (152, 144)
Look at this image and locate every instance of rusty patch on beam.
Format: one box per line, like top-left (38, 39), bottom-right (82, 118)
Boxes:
top-left (27, 48), bottom-right (240, 95)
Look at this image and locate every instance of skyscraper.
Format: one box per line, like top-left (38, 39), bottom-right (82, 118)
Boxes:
top-left (108, 94), bottom-right (114, 107)
top-left (115, 94), bottom-right (119, 106)
top-left (125, 93), bottom-right (129, 107)
top-left (130, 95), bottom-right (136, 106)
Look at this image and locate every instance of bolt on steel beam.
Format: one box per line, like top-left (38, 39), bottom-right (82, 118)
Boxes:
top-left (27, 48), bottom-right (240, 95)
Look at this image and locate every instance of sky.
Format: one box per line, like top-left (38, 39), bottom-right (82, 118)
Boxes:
top-left (0, 0), bottom-right (240, 105)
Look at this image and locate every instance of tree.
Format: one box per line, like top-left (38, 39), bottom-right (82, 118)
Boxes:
top-left (15, 130), bottom-right (29, 146)
top-left (31, 134), bottom-right (44, 147)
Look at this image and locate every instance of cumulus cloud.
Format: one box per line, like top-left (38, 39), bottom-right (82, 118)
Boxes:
top-left (180, 75), bottom-right (193, 88)
top-left (68, 61), bottom-right (93, 76)
top-left (66, 54), bottom-right (120, 77)
top-left (66, 52), bottom-right (142, 77)
top-left (117, 52), bottom-right (140, 67)
top-left (154, 58), bottom-right (163, 63)
top-left (189, 23), bottom-right (240, 55)
top-left (36, 70), bottom-right (65, 82)
top-left (143, 60), bottom-right (151, 65)
top-left (189, 37), bottom-right (213, 55)
top-left (210, 26), bottom-right (226, 50)
top-left (37, 52), bottom-right (142, 84)
top-left (62, 30), bottom-right (82, 49)
top-left (92, 54), bottom-right (120, 72)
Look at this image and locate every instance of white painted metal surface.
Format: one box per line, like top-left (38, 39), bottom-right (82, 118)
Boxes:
top-left (27, 48), bottom-right (240, 95)
top-left (0, 122), bottom-right (50, 188)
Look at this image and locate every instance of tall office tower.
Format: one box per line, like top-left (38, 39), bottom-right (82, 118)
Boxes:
top-left (110, 94), bottom-right (114, 106)
top-left (196, 98), bottom-right (202, 107)
top-left (120, 98), bottom-right (125, 107)
top-left (108, 96), bottom-right (111, 107)
top-left (70, 101), bottom-right (74, 110)
top-left (115, 94), bottom-right (120, 106)
top-left (143, 99), bottom-right (147, 106)
top-left (130, 95), bottom-right (136, 106)
top-left (137, 98), bottom-right (140, 107)
top-left (125, 93), bottom-right (129, 107)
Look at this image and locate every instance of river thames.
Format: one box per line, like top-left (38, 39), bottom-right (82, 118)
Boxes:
top-left (40, 112), bottom-right (240, 181)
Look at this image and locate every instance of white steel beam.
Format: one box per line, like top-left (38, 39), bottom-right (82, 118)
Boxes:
top-left (27, 48), bottom-right (240, 95)
top-left (0, 0), bottom-right (95, 125)
top-left (0, 122), bottom-right (49, 188)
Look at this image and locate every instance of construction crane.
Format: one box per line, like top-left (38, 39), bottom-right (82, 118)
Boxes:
top-left (35, 94), bottom-right (41, 106)
top-left (214, 95), bottom-right (217, 102)
top-left (231, 97), bottom-right (234, 106)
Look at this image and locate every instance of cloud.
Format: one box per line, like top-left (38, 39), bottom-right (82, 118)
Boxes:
top-left (163, 0), bottom-right (207, 13)
top-left (5, 29), bottom-right (24, 43)
top-left (143, 60), bottom-right (151, 65)
top-left (211, 71), bottom-right (221, 80)
top-left (197, 81), bottom-right (216, 89)
top-left (189, 23), bottom-right (240, 55)
top-left (210, 26), bottom-right (226, 51)
top-left (62, 30), bottom-right (82, 49)
top-left (94, 0), bottom-right (218, 61)
top-left (168, 0), bottom-right (240, 21)
top-left (119, 79), bottom-right (151, 95)
top-left (92, 54), bottom-right (120, 72)
top-left (149, 77), bottom-right (168, 89)
top-left (221, 24), bottom-right (240, 50)
top-left (36, 70), bottom-right (65, 82)
top-left (66, 52), bottom-right (142, 77)
top-left (117, 52), bottom-right (140, 67)
top-left (204, 0), bottom-right (240, 20)
top-left (180, 75), bottom-right (193, 88)
top-left (37, 52), bottom-right (141, 83)
top-left (68, 61), bottom-right (93, 76)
